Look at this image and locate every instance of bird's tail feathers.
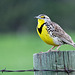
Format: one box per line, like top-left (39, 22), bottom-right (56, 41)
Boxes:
top-left (73, 43), bottom-right (75, 48)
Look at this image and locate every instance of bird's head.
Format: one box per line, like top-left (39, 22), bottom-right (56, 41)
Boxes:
top-left (34, 14), bottom-right (51, 23)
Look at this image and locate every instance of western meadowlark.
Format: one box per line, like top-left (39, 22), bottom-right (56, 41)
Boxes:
top-left (35, 14), bottom-right (75, 52)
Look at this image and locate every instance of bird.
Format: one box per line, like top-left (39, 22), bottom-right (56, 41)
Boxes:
top-left (35, 14), bottom-right (75, 52)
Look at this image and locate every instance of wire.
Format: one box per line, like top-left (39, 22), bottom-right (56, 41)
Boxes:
top-left (0, 68), bottom-right (75, 74)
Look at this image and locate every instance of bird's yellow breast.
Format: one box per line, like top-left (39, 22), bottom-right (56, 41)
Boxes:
top-left (37, 19), bottom-right (58, 46)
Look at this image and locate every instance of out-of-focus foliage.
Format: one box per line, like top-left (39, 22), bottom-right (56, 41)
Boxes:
top-left (0, 0), bottom-right (75, 33)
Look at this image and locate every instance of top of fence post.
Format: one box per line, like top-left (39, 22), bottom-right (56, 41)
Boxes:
top-left (33, 51), bottom-right (75, 75)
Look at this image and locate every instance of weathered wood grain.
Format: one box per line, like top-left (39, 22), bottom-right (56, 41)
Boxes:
top-left (33, 51), bottom-right (75, 75)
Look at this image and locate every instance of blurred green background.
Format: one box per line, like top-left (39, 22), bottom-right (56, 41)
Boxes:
top-left (0, 0), bottom-right (75, 75)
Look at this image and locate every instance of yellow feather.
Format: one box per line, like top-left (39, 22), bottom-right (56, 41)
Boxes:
top-left (37, 19), bottom-right (58, 46)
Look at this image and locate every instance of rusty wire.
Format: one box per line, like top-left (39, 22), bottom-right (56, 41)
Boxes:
top-left (0, 68), bottom-right (75, 74)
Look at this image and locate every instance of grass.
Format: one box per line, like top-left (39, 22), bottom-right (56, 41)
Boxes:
top-left (0, 32), bottom-right (75, 75)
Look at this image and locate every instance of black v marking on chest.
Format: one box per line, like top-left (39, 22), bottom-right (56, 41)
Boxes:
top-left (38, 22), bottom-right (46, 34)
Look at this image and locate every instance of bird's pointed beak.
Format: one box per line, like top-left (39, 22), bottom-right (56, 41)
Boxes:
top-left (34, 16), bottom-right (38, 18)
top-left (34, 16), bottom-right (41, 19)
top-left (34, 16), bottom-right (42, 19)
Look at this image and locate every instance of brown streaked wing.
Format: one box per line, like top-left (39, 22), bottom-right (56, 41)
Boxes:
top-left (51, 22), bottom-right (74, 45)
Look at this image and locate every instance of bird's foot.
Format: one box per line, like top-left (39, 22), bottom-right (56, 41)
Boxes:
top-left (39, 51), bottom-right (44, 53)
top-left (47, 49), bottom-right (51, 52)
top-left (52, 49), bottom-right (58, 52)
top-left (47, 46), bottom-right (56, 52)
top-left (47, 49), bottom-right (59, 52)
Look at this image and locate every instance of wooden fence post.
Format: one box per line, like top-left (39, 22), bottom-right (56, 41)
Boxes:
top-left (33, 51), bottom-right (75, 75)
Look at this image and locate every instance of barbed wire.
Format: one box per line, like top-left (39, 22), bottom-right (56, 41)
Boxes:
top-left (0, 68), bottom-right (75, 74)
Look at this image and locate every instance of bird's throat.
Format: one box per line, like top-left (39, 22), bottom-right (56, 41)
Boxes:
top-left (37, 19), bottom-right (45, 34)
top-left (38, 19), bottom-right (45, 28)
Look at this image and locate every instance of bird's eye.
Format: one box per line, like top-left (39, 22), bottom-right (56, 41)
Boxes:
top-left (43, 17), bottom-right (45, 18)
top-left (41, 16), bottom-right (45, 18)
